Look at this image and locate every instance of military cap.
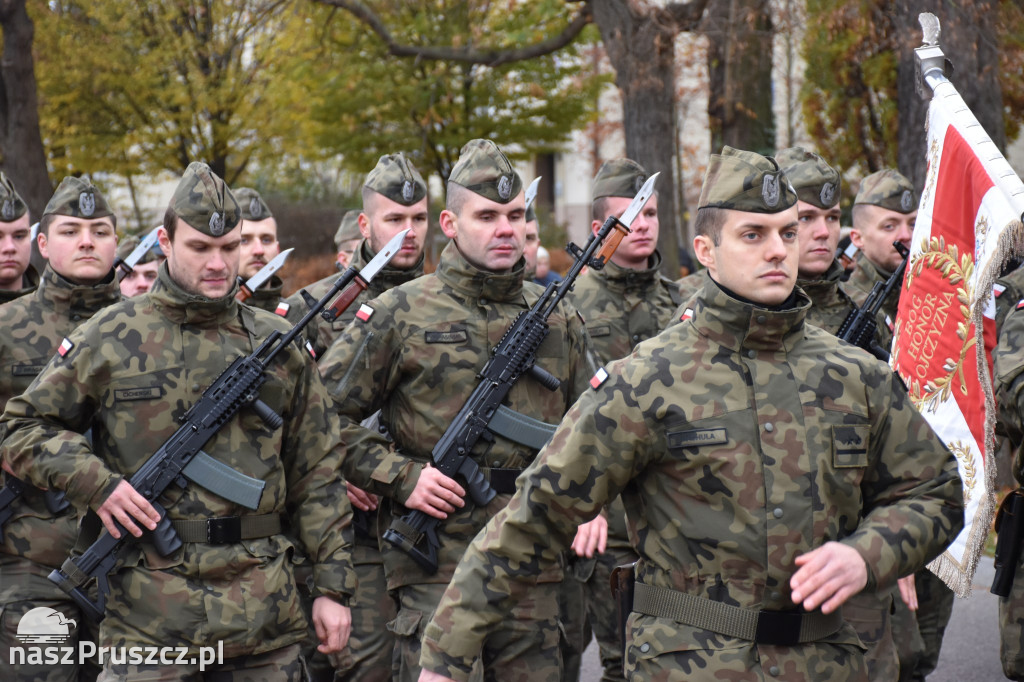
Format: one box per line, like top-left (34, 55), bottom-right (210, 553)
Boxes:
top-left (592, 158), bottom-right (650, 200)
top-left (170, 162), bottom-right (240, 237)
top-left (234, 187), bottom-right (273, 221)
top-left (0, 173), bottom-right (28, 222)
top-left (364, 153), bottom-right (427, 206)
top-left (855, 169), bottom-right (918, 213)
top-left (334, 210), bottom-right (362, 250)
top-left (449, 139), bottom-right (522, 204)
top-left (697, 146), bottom-right (797, 213)
top-left (43, 176), bottom-right (114, 220)
top-left (116, 234), bottom-right (164, 264)
top-left (775, 147), bottom-right (841, 209)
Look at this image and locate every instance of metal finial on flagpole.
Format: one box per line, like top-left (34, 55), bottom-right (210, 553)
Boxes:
top-left (915, 12), bottom-right (954, 99)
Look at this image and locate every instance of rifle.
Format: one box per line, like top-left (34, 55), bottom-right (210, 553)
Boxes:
top-left (836, 241), bottom-right (910, 361)
top-left (382, 173), bottom-right (659, 574)
top-left (993, 489), bottom-right (1024, 597)
top-left (46, 229), bottom-right (410, 622)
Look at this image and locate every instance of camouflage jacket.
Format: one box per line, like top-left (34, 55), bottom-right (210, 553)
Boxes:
top-left (798, 259), bottom-right (861, 335)
top-left (841, 252), bottom-right (899, 350)
top-left (419, 279), bottom-right (963, 679)
top-left (994, 303), bottom-right (1024, 480)
top-left (319, 241), bottom-right (591, 588)
top-left (0, 264), bottom-right (121, 569)
top-left (570, 251), bottom-right (682, 367)
top-left (244, 274), bottom-right (286, 315)
top-left (675, 269), bottom-right (707, 305)
top-left (284, 240), bottom-right (425, 360)
top-left (994, 264), bottom-right (1024, 337)
top-left (0, 263), bottom-right (355, 656)
top-left (0, 263), bottom-right (41, 305)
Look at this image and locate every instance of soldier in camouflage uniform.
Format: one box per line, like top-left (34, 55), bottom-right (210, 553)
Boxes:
top-left (843, 169), bottom-right (917, 350)
top-left (235, 187), bottom-right (287, 314)
top-left (564, 157), bottom-right (682, 682)
top-left (336, 210), bottom-right (364, 271)
top-left (0, 173), bottom-right (40, 304)
top-left (0, 177), bottom-right (121, 681)
top-left (0, 163), bottom-right (355, 680)
top-left (416, 146), bottom-right (964, 682)
top-left (116, 233), bottom-right (164, 298)
top-left (320, 139), bottom-right (592, 682)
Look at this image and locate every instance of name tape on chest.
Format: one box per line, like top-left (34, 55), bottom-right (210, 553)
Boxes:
top-left (355, 304), bottom-right (375, 322)
top-left (667, 428), bottom-right (729, 449)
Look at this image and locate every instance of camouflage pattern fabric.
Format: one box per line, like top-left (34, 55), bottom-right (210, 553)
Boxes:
top-left (318, 241), bottom-right (591, 680)
top-left (44, 176), bottom-right (114, 220)
top-left (566, 249), bottom-right (681, 681)
top-left (854, 169), bottom-right (917, 214)
top-left (245, 274), bottom-right (286, 315)
top-left (0, 171), bottom-right (28, 221)
top-left (418, 279), bottom-right (964, 681)
top-left (672, 271), bottom-right (706, 316)
top-left (169, 162), bottom-right (240, 237)
top-left (698, 146), bottom-right (797, 212)
top-left (892, 569), bottom-right (953, 681)
top-left (0, 263), bottom-right (40, 305)
top-left (0, 263), bottom-right (355, 659)
top-left (797, 260), bottom-right (862, 335)
top-left (363, 153), bottom-right (427, 206)
top-left (994, 264), bottom-right (1024, 336)
top-left (999, 548), bottom-right (1024, 681)
top-left (96, 641), bottom-right (304, 681)
top-left (774, 147), bottom-right (841, 210)
top-left (841, 251), bottom-right (897, 351)
top-left (283, 240), bottom-right (425, 359)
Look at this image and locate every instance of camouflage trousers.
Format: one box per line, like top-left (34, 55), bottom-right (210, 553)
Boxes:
top-left (336, 538), bottom-right (397, 682)
top-left (95, 642), bottom-right (303, 681)
top-left (892, 569), bottom-right (954, 681)
top-left (393, 579), bottom-right (562, 682)
top-left (841, 589), bottom-right (898, 681)
top-left (0, 555), bottom-right (100, 682)
top-left (1000, 548), bottom-right (1024, 680)
top-left (623, 613), bottom-right (869, 681)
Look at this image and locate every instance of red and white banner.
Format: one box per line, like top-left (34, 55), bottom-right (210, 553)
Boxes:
top-left (891, 77), bottom-right (1024, 597)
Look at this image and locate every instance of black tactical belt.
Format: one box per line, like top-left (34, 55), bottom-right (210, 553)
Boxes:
top-left (170, 513), bottom-right (282, 544)
top-left (482, 467), bottom-right (524, 495)
top-left (632, 582), bottom-right (843, 646)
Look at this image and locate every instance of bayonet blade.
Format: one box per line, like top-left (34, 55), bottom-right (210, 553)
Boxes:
top-left (617, 172), bottom-right (660, 230)
top-left (525, 177), bottom-right (541, 214)
top-left (117, 227), bottom-right (161, 274)
top-left (359, 229), bottom-right (410, 283)
top-left (242, 248), bottom-right (293, 293)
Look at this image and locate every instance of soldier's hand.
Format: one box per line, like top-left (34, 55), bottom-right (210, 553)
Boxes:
top-left (96, 480), bottom-right (161, 539)
top-left (312, 596), bottom-right (351, 654)
top-left (418, 671), bottom-right (457, 682)
top-left (789, 541), bottom-right (867, 614)
top-left (897, 574), bottom-right (918, 610)
top-left (404, 465), bottom-right (465, 520)
top-left (571, 514), bottom-right (608, 558)
top-left (347, 482), bottom-right (378, 511)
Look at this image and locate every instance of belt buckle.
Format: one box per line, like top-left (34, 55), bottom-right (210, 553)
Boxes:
top-left (206, 517), bottom-right (242, 544)
top-left (754, 610), bottom-right (803, 646)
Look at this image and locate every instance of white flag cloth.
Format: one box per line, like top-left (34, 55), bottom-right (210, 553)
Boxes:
top-left (891, 76), bottom-right (1024, 597)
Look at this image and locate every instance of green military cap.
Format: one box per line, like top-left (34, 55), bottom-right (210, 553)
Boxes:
top-left (170, 162), bottom-right (240, 237)
top-left (364, 153), bottom-right (427, 206)
top-left (775, 147), bottom-right (841, 209)
top-left (116, 233), bottom-right (164, 264)
top-left (0, 173), bottom-right (28, 222)
top-left (334, 210), bottom-right (362, 250)
top-left (854, 169), bottom-right (918, 213)
top-left (592, 158), bottom-right (650, 200)
top-left (43, 176), bottom-right (114, 220)
top-left (234, 187), bottom-right (273, 221)
top-left (697, 146), bottom-right (797, 213)
top-left (449, 139), bottom-right (522, 204)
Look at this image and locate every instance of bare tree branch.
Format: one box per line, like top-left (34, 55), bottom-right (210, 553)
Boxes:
top-left (665, 0), bottom-right (711, 31)
top-left (313, 0), bottom-right (593, 66)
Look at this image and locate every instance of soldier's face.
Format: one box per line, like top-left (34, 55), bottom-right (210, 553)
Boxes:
top-left (0, 214), bottom-right (32, 290)
top-left (593, 193), bottom-right (659, 269)
top-left (796, 201), bottom-right (842, 279)
top-left (523, 220), bottom-right (540, 278)
top-left (38, 216), bottom-right (118, 285)
top-left (159, 219), bottom-right (241, 299)
top-left (851, 205), bottom-right (915, 273)
top-left (238, 218), bottom-right (279, 279)
top-left (693, 206), bottom-right (800, 306)
top-left (360, 194), bottom-right (428, 270)
top-left (336, 238), bottom-right (361, 269)
top-left (440, 190), bottom-right (526, 272)
top-left (119, 259), bottom-right (161, 297)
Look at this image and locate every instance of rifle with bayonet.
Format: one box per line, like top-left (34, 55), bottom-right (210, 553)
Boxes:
top-left (47, 229), bottom-right (410, 622)
top-left (382, 173), bottom-right (659, 574)
top-left (237, 248), bottom-right (294, 303)
top-left (114, 227), bottom-right (161, 281)
top-left (836, 241), bottom-right (910, 361)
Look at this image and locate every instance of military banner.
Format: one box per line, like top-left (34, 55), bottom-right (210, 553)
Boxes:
top-left (891, 73), bottom-right (1024, 597)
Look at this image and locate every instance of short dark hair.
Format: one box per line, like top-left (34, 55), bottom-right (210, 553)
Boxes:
top-left (38, 211), bottom-right (117, 236)
top-left (591, 196), bottom-right (611, 223)
top-left (693, 207), bottom-right (727, 246)
top-left (445, 183), bottom-right (471, 216)
top-left (163, 205), bottom-right (179, 241)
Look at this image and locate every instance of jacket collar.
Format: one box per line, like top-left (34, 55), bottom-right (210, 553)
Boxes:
top-left (149, 262), bottom-right (239, 326)
top-left (691, 278), bottom-right (810, 352)
top-left (35, 263), bottom-right (121, 316)
top-left (434, 241), bottom-right (524, 303)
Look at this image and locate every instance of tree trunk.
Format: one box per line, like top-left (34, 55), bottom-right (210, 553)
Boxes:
top-left (896, 0), bottom-right (1006, 189)
top-left (0, 0), bottom-right (52, 219)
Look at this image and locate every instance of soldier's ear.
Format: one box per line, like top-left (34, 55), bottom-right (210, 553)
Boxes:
top-left (693, 234), bottom-right (716, 273)
top-left (357, 212), bottom-right (371, 240)
top-left (439, 210), bottom-right (458, 240)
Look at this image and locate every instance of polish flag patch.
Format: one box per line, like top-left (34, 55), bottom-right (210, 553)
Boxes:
top-left (1016, 298), bottom-right (1024, 311)
top-left (304, 339), bottom-right (316, 359)
top-left (679, 308), bottom-right (694, 322)
top-left (57, 338), bottom-right (74, 356)
top-left (885, 314), bottom-right (894, 332)
top-left (275, 301), bottom-right (291, 317)
top-left (994, 283), bottom-right (1007, 298)
top-left (355, 304), bottom-right (374, 322)
top-left (589, 368), bottom-right (609, 390)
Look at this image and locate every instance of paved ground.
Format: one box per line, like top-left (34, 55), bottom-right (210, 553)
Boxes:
top-left (578, 554), bottom-right (1005, 681)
